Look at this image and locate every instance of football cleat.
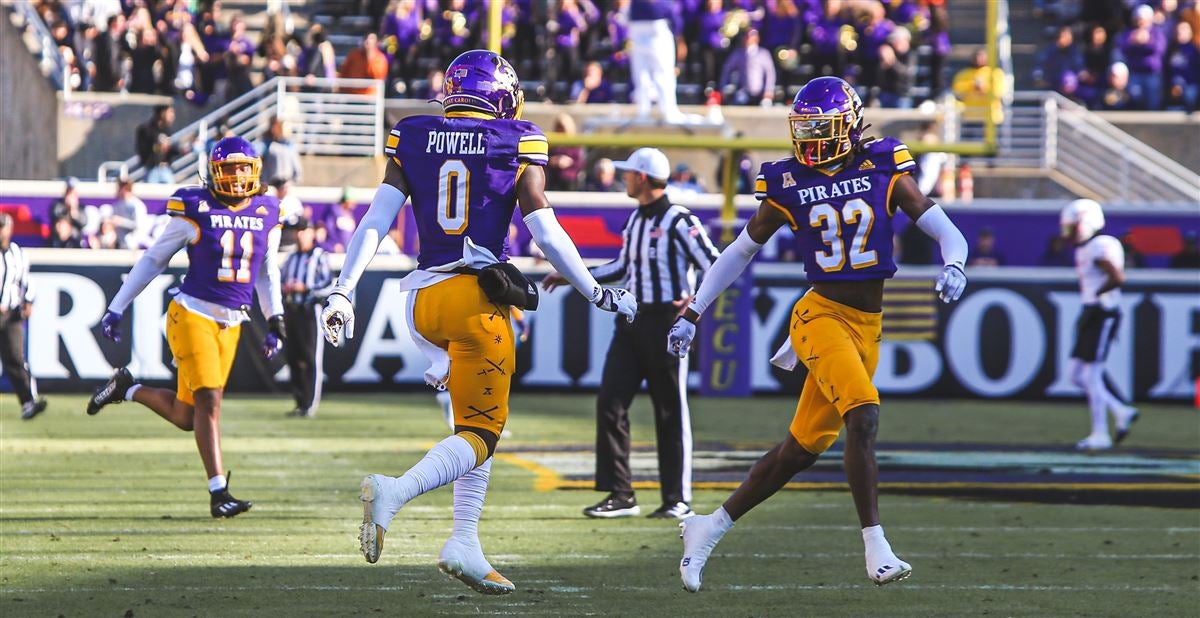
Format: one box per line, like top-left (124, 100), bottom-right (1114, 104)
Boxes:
top-left (583, 493), bottom-right (640, 518)
top-left (868, 556), bottom-right (913, 586)
top-left (359, 474), bottom-right (388, 564)
top-left (1076, 433), bottom-right (1113, 451)
top-left (437, 537), bottom-right (515, 595)
top-left (20, 398), bottom-right (48, 420)
top-left (87, 367), bottom-right (134, 416)
top-left (210, 473), bottom-right (252, 518)
top-left (1114, 408), bottom-right (1139, 445)
top-left (285, 407), bottom-right (315, 419)
top-left (648, 502), bottom-right (694, 520)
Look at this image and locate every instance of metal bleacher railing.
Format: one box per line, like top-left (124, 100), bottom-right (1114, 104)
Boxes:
top-left (965, 91), bottom-right (1200, 205)
top-left (97, 76), bottom-right (385, 183)
top-left (11, 1), bottom-right (67, 90)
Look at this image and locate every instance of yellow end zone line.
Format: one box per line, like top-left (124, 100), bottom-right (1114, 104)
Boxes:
top-left (494, 453), bottom-right (1200, 493)
top-left (494, 452), bottom-right (564, 492)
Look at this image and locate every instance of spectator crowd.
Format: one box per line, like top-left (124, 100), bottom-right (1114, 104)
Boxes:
top-left (28, 0), bottom-right (954, 110)
top-left (1032, 1), bottom-right (1200, 111)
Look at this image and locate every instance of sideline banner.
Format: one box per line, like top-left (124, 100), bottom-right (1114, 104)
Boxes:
top-left (15, 260), bottom-right (1199, 402)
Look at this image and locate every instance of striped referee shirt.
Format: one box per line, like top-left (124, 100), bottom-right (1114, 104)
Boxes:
top-left (590, 195), bottom-right (721, 305)
top-left (281, 246), bottom-right (334, 305)
top-left (0, 241), bottom-right (35, 311)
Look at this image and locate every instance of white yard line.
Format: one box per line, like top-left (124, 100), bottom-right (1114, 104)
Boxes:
top-left (0, 582), bottom-right (1185, 594)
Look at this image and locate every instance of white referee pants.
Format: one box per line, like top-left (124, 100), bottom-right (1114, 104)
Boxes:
top-left (629, 19), bottom-right (683, 122)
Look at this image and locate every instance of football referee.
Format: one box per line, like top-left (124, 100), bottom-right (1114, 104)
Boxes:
top-left (280, 217), bottom-right (333, 418)
top-left (543, 148), bottom-right (720, 519)
top-left (0, 213), bottom-right (46, 420)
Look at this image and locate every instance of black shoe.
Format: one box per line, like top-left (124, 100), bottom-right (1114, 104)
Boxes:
top-left (210, 472), bottom-right (253, 518)
top-left (647, 501), bottom-right (694, 519)
top-left (583, 493), bottom-right (640, 518)
top-left (21, 398), bottom-right (48, 420)
top-left (285, 407), bottom-right (314, 418)
top-left (88, 368), bottom-right (134, 416)
top-left (1114, 409), bottom-right (1140, 445)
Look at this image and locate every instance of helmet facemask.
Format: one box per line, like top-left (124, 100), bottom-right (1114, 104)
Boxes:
top-left (789, 109), bottom-right (859, 167)
top-left (210, 155), bottom-right (261, 200)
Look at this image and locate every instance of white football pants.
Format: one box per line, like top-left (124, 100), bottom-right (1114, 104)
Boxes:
top-left (629, 19), bottom-right (683, 121)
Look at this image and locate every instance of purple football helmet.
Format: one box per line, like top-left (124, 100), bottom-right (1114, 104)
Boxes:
top-left (208, 136), bottom-right (261, 200)
top-left (442, 50), bottom-right (524, 120)
top-left (788, 77), bottom-right (864, 167)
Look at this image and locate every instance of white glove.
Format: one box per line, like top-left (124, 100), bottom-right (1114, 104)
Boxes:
top-left (321, 291), bottom-right (355, 347)
top-left (935, 264), bottom-right (967, 303)
top-left (594, 287), bottom-right (638, 323)
top-left (667, 317), bottom-right (696, 358)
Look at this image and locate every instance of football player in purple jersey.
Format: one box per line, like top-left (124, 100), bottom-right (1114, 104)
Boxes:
top-left (87, 136), bottom-right (286, 519)
top-left (319, 50), bottom-right (636, 595)
top-left (667, 77), bottom-right (970, 590)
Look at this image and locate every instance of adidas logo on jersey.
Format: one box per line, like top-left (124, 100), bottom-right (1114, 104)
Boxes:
top-left (198, 201), bottom-right (211, 213)
top-left (256, 205), bottom-right (269, 215)
top-left (858, 160), bottom-right (875, 171)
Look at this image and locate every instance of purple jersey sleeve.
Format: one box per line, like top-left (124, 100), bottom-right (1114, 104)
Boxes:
top-left (758, 137), bottom-right (914, 282)
top-left (173, 186), bottom-right (282, 309)
top-left (391, 115), bottom-right (547, 269)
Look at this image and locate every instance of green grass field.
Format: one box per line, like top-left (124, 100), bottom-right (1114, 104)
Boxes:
top-left (2, 393), bottom-right (1198, 617)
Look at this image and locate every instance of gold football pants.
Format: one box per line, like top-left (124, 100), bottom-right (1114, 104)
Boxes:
top-left (165, 300), bottom-right (241, 406)
top-left (412, 275), bottom-right (516, 440)
top-left (787, 290), bottom-right (882, 454)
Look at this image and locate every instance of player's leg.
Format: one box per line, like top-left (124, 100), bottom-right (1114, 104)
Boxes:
top-left (816, 305), bottom-right (910, 586)
top-left (588, 317), bottom-right (645, 518)
top-left (678, 376), bottom-right (826, 593)
top-left (131, 386), bottom-right (195, 429)
top-left (89, 301), bottom-right (199, 428)
top-left (358, 278), bottom-right (501, 570)
top-left (1094, 313), bottom-right (1138, 442)
top-left (197, 322), bottom-right (249, 517)
top-left (435, 292), bottom-right (516, 593)
top-left (191, 386), bottom-right (225, 485)
top-left (1070, 311), bottom-right (1116, 450)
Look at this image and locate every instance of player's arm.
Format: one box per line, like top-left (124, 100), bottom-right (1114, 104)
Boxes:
top-left (255, 226), bottom-right (286, 359)
top-left (321, 160), bottom-right (410, 346)
top-left (679, 200), bottom-right (786, 324)
top-left (517, 165), bottom-right (636, 321)
top-left (100, 216), bottom-right (197, 341)
top-left (667, 199), bottom-right (787, 357)
top-left (892, 173), bottom-right (969, 303)
top-left (1094, 258), bottom-right (1125, 296)
top-left (255, 226), bottom-right (284, 319)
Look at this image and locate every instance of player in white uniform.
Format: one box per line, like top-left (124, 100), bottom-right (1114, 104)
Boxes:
top-left (1060, 199), bottom-right (1138, 451)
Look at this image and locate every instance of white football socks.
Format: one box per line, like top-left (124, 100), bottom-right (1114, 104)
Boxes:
top-left (125, 384), bottom-right (142, 401)
top-left (452, 457), bottom-right (492, 543)
top-left (440, 458), bottom-right (498, 580)
top-left (208, 474), bottom-right (226, 493)
top-left (376, 434), bottom-right (479, 531)
top-left (1081, 362), bottom-right (1112, 437)
top-left (679, 506), bottom-right (734, 592)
